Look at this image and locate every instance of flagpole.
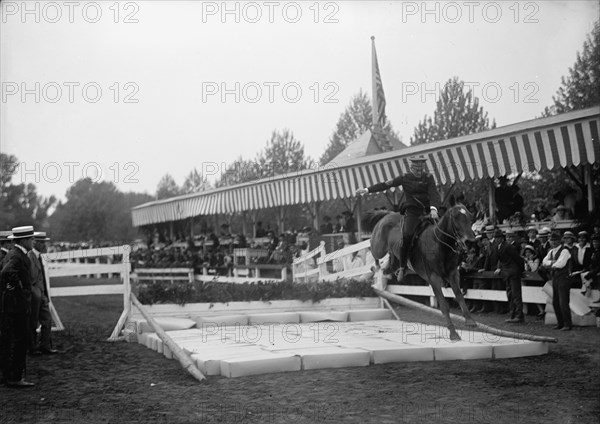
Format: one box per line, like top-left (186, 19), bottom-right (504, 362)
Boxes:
top-left (371, 36), bottom-right (378, 127)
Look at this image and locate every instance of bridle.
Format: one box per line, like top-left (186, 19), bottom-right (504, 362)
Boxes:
top-left (433, 207), bottom-right (469, 254)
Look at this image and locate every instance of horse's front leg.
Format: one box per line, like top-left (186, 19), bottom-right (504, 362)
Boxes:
top-left (446, 271), bottom-right (477, 327)
top-left (429, 274), bottom-right (461, 341)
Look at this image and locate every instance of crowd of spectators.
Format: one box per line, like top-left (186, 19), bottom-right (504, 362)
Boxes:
top-left (457, 222), bottom-right (600, 318)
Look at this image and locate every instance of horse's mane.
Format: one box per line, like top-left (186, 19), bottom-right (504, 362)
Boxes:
top-left (361, 210), bottom-right (391, 232)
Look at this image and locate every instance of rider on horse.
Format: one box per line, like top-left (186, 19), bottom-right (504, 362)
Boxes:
top-left (356, 155), bottom-right (441, 281)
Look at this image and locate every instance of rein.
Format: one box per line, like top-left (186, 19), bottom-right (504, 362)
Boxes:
top-left (433, 212), bottom-right (465, 254)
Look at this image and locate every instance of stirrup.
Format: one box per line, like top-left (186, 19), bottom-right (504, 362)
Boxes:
top-left (394, 267), bottom-right (405, 281)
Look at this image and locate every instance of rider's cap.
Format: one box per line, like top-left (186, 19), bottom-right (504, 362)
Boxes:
top-left (409, 155), bottom-right (427, 163)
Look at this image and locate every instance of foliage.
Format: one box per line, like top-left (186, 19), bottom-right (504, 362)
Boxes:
top-left (156, 174), bottom-right (181, 200)
top-left (542, 21), bottom-right (600, 116)
top-left (48, 179), bottom-right (153, 242)
top-left (410, 77), bottom-right (496, 145)
top-left (181, 168), bottom-right (211, 194)
top-left (0, 152), bottom-right (57, 230)
top-left (134, 279), bottom-right (375, 306)
top-left (320, 90), bottom-right (403, 165)
top-left (215, 156), bottom-right (262, 188)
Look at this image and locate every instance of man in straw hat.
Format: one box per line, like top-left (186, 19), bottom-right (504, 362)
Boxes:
top-left (542, 231), bottom-right (573, 331)
top-left (28, 232), bottom-right (58, 355)
top-left (356, 155), bottom-right (441, 280)
top-left (0, 226), bottom-right (36, 387)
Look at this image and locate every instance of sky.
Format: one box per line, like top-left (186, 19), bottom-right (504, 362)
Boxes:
top-left (1, 0), bottom-right (598, 202)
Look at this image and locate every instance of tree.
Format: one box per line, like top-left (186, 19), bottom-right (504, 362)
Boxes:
top-left (48, 178), bottom-right (153, 242)
top-left (181, 168), bottom-right (211, 194)
top-left (320, 90), bottom-right (403, 164)
top-left (258, 129), bottom-right (313, 178)
top-left (156, 174), bottom-right (181, 200)
top-left (215, 157), bottom-right (262, 188)
top-left (542, 20), bottom-right (599, 116)
top-left (0, 152), bottom-right (56, 229)
top-left (410, 77), bottom-right (496, 145)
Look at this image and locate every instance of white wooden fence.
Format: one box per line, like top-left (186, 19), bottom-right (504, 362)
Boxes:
top-left (44, 245), bottom-right (131, 340)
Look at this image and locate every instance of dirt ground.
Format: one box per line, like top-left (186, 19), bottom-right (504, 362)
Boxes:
top-left (1, 279), bottom-right (599, 424)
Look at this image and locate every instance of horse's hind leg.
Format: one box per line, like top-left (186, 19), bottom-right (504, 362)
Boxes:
top-left (429, 274), bottom-right (461, 341)
top-left (446, 272), bottom-right (477, 327)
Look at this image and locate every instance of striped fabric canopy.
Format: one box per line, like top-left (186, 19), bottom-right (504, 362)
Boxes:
top-left (132, 107), bottom-right (600, 227)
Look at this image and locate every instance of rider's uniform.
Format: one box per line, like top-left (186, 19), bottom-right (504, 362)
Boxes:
top-left (365, 170), bottom-right (441, 271)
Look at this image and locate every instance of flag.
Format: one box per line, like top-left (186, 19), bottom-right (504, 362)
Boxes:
top-left (371, 36), bottom-right (387, 127)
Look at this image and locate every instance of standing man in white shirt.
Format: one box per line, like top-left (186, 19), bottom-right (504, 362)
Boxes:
top-left (542, 231), bottom-right (573, 331)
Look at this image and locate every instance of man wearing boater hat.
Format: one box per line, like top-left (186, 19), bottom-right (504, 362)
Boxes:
top-left (356, 155), bottom-right (441, 280)
top-left (28, 232), bottom-right (58, 355)
top-left (0, 226), bottom-right (35, 387)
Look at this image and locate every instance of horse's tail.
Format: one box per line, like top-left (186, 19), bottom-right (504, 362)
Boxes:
top-left (361, 210), bottom-right (391, 232)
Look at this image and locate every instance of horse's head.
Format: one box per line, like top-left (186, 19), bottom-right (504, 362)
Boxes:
top-left (447, 204), bottom-right (476, 242)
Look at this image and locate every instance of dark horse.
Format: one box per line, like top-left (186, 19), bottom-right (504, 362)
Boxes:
top-left (363, 204), bottom-right (477, 340)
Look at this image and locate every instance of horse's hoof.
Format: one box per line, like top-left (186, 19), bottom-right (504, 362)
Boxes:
top-left (465, 319), bottom-right (477, 327)
top-left (449, 332), bottom-right (461, 341)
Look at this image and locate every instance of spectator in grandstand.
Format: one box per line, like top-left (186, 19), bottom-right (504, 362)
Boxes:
top-left (495, 175), bottom-right (523, 224)
top-left (542, 231), bottom-right (573, 330)
top-left (551, 205), bottom-right (572, 222)
top-left (255, 221), bottom-right (267, 237)
top-left (459, 247), bottom-right (479, 300)
top-left (526, 227), bottom-right (541, 250)
top-left (562, 231), bottom-right (576, 250)
top-left (343, 211), bottom-right (356, 232)
top-left (537, 227), bottom-right (552, 261)
top-left (334, 214), bottom-right (346, 233)
top-left (319, 216), bottom-right (333, 234)
top-left (571, 231), bottom-right (593, 294)
top-left (533, 207), bottom-right (551, 222)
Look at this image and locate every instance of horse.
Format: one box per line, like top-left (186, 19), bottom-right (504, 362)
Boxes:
top-left (363, 204), bottom-right (477, 341)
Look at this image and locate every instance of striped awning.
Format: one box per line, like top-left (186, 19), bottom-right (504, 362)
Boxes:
top-left (132, 107), bottom-right (600, 227)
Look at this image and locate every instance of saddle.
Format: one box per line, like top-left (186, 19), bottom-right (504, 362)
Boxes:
top-left (406, 216), bottom-right (435, 250)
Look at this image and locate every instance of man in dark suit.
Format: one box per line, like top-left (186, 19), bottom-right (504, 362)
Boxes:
top-left (492, 229), bottom-right (525, 323)
top-left (28, 232), bottom-right (57, 355)
top-left (356, 155), bottom-right (441, 280)
top-left (0, 226), bottom-right (35, 387)
top-left (0, 231), bottom-right (12, 267)
top-left (542, 231), bottom-right (573, 330)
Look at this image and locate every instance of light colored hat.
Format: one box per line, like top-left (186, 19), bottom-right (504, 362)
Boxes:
top-left (409, 155), bottom-right (427, 163)
top-left (34, 231), bottom-right (51, 241)
top-left (527, 226), bottom-right (537, 233)
top-left (8, 226), bottom-right (35, 239)
top-left (523, 244), bottom-right (536, 254)
top-left (562, 231), bottom-right (576, 240)
top-left (0, 231), bottom-right (12, 241)
top-left (539, 227), bottom-right (551, 236)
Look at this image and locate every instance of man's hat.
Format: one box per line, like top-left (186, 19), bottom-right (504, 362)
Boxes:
top-left (523, 245), bottom-right (536, 254)
top-left (34, 232), bottom-right (51, 241)
top-left (562, 231), bottom-right (576, 240)
top-left (539, 227), bottom-right (551, 236)
top-left (8, 226), bottom-right (35, 239)
top-left (0, 231), bottom-right (12, 241)
top-left (577, 230), bottom-right (589, 239)
top-left (550, 231), bottom-right (562, 241)
top-left (527, 226), bottom-right (538, 234)
top-left (485, 225), bottom-right (495, 233)
top-left (409, 155), bottom-right (427, 163)
top-left (494, 229), bottom-right (505, 238)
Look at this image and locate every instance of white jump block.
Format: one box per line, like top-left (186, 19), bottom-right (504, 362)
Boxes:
top-left (220, 352), bottom-right (301, 378)
top-left (433, 342), bottom-right (493, 361)
top-left (281, 346), bottom-right (371, 370)
top-left (190, 346), bottom-right (269, 376)
top-left (336, 338), bottom-right (435, 363)
top-left (134, 317), bottom-right (196, 334)
top-left (346, 309), bottom-right (393, 322)
top-left (193, 315), bottom-right (249, 327)
top-left (299, 311), bottom-right (348, 323)
top-left (247, 312), bottom-right (300, 325)
top-left (544, 304), bottom-right (597, 326)
top-left (493, 342), bottom-right (548, 359)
